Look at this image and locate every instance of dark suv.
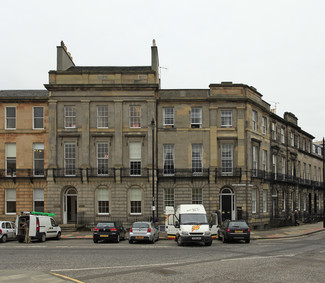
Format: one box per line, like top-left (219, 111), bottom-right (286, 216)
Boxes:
top-left (218, 220), bottom-right (250, 243)
top-left (93, 221), bottom-right (126, 243)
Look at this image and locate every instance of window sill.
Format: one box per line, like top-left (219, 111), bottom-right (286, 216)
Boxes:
top-left (130, 213), bottom-right (142, 216)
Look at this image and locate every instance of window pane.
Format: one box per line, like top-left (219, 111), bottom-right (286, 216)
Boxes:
top-left (34, 107), bottom-right (44, 129)
top-left (129, 106), bottom-right (141, 128)
top-left (192, 144), bottom-right (203, 173)
top-left (97, 106), bottom-right (108, 128)
top-left (163, 144), bottom-right (174, 175)
top-left (163, 108), bottom-right (174, 125)
top-left (64, 106), bottom-right (76, 128)
top-left (64, 143), bottom-right (76, 175)
top-left (221, 111), bottom-right (232, 127)
top-left (164, 188), bottom-right (174, 207)
top-left (191, 108), bottom-right (202, 126)
top-left (222, 144), bottom-right (233, 175)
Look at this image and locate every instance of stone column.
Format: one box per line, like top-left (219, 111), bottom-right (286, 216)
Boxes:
top-left (48, 100), bottom-right (57, 169)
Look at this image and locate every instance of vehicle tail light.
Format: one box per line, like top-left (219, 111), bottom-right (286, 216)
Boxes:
top-left (0, 229), bottom-right (2, 234)
top-left (226, 228), bottom-right (230, 233)
top-left (36, 219), bottom-right (40, 232)
top-left (130, 228), bottom-right (133, 232)
top-left (110, 228), bottom-right (117, 231)
top-left (94, 228), bottom-right (99, 232)
top-left (247, 228), bottom-right (251, 233)
top-left (147, 228), bottom-right (151, 232)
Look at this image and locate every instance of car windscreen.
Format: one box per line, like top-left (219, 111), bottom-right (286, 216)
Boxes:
top-left (97, 222), bottom-right (115, 228)
top-left (179, 214), bottom-right (208, 225)
top-left (133, 223), bottom-right (149, 228)
top-left (229, 222), bottom-right (248, 228)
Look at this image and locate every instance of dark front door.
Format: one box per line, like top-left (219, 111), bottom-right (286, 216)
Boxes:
top-left (67, 195), bottom-right (77, 224)
top-left (222, 195), bottom-right (231, 222)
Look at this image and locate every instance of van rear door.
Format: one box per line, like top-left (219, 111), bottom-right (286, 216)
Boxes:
top-left (29, 216), bottom-right (37, 237)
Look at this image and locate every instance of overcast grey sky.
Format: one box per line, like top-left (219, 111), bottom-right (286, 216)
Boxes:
top-left (1, 0), bottom-right (324, 140)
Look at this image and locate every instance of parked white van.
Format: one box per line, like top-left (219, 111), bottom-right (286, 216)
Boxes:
top-left (165, 204), bottom-right (213, 246)
top-left (16, 212), bottom-right (61, 242)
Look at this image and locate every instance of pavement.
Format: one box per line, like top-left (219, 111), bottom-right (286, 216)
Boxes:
top-left (60, 221), bottom-right (325, 240)
top-left (1, 222), bottom-right (324, 283)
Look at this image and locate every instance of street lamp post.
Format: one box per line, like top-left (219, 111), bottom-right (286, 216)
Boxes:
top-left (151, 119), bottom-right (155, 222)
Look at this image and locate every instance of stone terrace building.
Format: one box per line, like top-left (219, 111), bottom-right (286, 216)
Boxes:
top-left (44, 41), bottom-right (159, 225)
top-left (0, 90), bottom-right (48, 221)
top-left (1, 41), bottom-right (322, 230)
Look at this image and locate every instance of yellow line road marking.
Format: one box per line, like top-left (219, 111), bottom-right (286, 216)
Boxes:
top-left (51, 272), bottom-right (84, 283)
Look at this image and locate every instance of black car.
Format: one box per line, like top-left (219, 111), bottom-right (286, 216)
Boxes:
top-left (93, 221), bottom-right (126, 243)
top-left (218, 220), bottom-right (250, 243)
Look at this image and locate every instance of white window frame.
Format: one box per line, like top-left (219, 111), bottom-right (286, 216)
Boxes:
top-left (263, 190), bottom-right (267, 213)
top-left (272, 154), bottom-right (277, 179)
top-left (5, 106), bottom-right (16, 130)
top-left (164, 188), bottom-right (175, 208)
top-left (298, 192), bottom-right (301, 211)
top-left (262, 116), bottom-right (267, 135)
top-left (163, 144), bottom-right (175, 176)
top-left (262, 150), bottom-right (267, 171)
top-left (64, 106), bottom-right (76, 128)
top-left (33, 143), bottom-right (44, 177)
top-left (221, 144), bottom-right (233, 176)
top-left (130, 188), bottom-right (142, 215)
top-left (281, 128), bottom-right (285, 144)
top-left (33, 188), bottom-right (44, 212)
top-left (252, 189), bottom-right (257, 213)
top-left (33, 106), bottom-right (44, 129)
top-left (129, 105), bottom-right (141, 128)
top-left (97, 142), bottom-right (109, 176)
top-left (252, 110), bottom-right (258, 131)
top-left (5, 143), bottom-right (16, 177)
top-left (97, 105), bottom-right (108, 128)
top-left (252, 146), bottom-right (258, 176)
top-left (191, 107), bottom-right (202, 128)
top-left (129, 142), bottom-right (141, 176)
top-left (291, 132), bottom-right (294, 147)
top-left (97, 188), bottom-right (109, 215)
top-left (163, 108), bottom-right (174, 126)
top-left (5, 189), bottom-right (16, 215)
top-left (64, 142), bottom-right (76, 176)
top-left (221, 110), bottom-right (232, 128)
top-left (282, 191), bottom-right (286, 211)
top-left (192, 144), bottom-right (203, 175)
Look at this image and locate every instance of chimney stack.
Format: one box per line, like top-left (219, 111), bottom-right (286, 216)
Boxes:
top-left (57, 41), bottom-right (75, 71)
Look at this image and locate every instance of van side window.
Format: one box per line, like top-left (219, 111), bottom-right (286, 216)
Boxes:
top-left (6, 222), bottom-right (11, 229)
top-left (1, 223), bottom-right (5, 228)
top-left (50, 218), bottom-right (56, 226)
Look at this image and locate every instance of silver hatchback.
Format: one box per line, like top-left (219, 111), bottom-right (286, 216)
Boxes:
top-left (0, 221), bottom-right (16, 243)
top-left (129, 222), bottom-right (159, 244)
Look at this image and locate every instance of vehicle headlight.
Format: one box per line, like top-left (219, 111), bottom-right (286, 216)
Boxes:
top-left (181, 231), bottom-right (189, 236)
top-left (204, 231), bottom-right (211, 236)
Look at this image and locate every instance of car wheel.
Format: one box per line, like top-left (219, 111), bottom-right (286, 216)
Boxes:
top-left (18, 238), bottom-right (24, 243)
top-left (245, 239), bottom-right (250, 244)
top-left (115, 235), bottom-right (120, 243)
top-left (205, 240), bottom-right (212, 246)
top-left (56, 232), bottom-right (61, 240)
top-left (93, 239), bottom-right (98, 243)
top-left (177, 236), bottom-right (183, 246)
top-left (40, 233), bottom-right (46, 242)
top-left (129, 239), bottom-right (133, 244)
top-left (1, 235), bottom-right (7, 243)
